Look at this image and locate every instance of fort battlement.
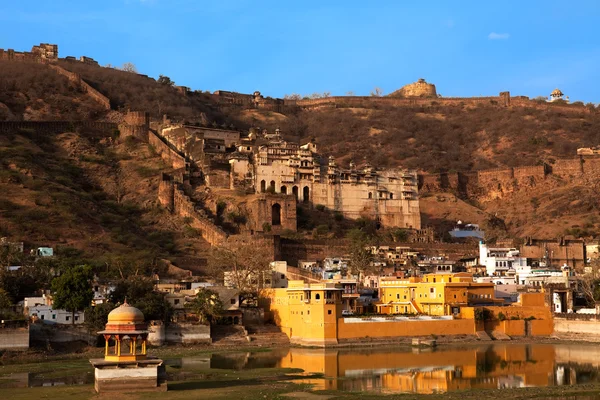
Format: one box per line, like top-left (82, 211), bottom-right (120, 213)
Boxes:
top-left (418, 155), bottom-right (600, 198)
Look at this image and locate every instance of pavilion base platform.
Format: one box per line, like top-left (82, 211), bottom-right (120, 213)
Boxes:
top-left (90, 358), bottom-right (167, 393)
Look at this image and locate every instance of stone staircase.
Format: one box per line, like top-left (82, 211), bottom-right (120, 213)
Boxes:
top-left (210, 325), bottom-right (249, 346)
top-left (476, 331), bottom-right (492, 341)
top-left (245, 324), bottom-right (290, 346)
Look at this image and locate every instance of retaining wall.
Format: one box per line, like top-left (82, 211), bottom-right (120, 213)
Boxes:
top-left (165, 323), bottom-right (211, 344)
top-left (0, 325), bottom-right (29, 350)
top-left (337, 318), bottom-right (475, 340)
top-left (554, 318), bottom-right (600, 336)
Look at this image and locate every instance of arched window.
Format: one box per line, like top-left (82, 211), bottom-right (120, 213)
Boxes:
top-left (272, 203), bottom-right (281, 226)
top-left (390, 193), bottom-right (394, 199)
top-left (368, 192), bottom-right (372, 199)
top-left (315, 293), bottom-right (321, 300)
top-left (260, 180), bottom-right (266, 193)
top-left (303, 186), bottom-right (310, 203)
top-left (292, 186), bottom-right (298, 200)
top-left (270, 180), bottom-right (276, 191)
top-left (281, 186), bottom-right (287, 194)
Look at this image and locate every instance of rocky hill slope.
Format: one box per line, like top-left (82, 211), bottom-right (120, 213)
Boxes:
top-left (0, 127), bottom-right (210, 276)
top-left (2, 60), bottom-right (600, 241)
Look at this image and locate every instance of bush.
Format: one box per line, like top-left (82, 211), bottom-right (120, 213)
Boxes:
top-left (315, 204), bottom-right (326, 212)
top-left (497, 312), bottom-right (506, 321)
top-left (262, 222), bottom-right (271, 232)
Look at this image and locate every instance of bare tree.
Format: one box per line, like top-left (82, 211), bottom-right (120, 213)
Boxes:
top-left (578, 261), bottom-right (600, 307)
top-left (120, 62), bottom-right (138, 73)
top-left (346, 91), bottom-right (355, 96)
top-left (207, 240), bottom-right (273, 293)
top-left (284, 93), bottom-right (302, 100)
top-left (370, 87), bottom-right (383, 97)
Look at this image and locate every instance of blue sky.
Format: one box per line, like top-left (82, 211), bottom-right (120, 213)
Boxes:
top-left (1, 1), bottom-right (600, 102)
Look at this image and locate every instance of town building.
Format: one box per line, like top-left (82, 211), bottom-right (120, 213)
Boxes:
top-left (479, 241), bottom-right (528, 276)
top-left (24, 295), bottom-right (85, 325)
top-left (376, 273), bottom-right (501, 316)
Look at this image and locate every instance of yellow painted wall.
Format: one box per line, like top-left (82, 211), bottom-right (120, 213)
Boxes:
top-left (337, 318), bottom-right (475, 339)
top-left (530, 319), bottom-right (554, 336)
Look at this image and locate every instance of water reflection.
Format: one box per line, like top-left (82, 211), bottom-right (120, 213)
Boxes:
top-left (180, 344), bottom-right (600, 395)
top-left (2, 344), bottom-right (600, 394)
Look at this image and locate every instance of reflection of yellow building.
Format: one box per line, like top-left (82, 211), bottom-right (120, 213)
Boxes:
top-left (376, 273), bottom-right (502, 316)
top-left (277, 344), bottom-right (557, 394)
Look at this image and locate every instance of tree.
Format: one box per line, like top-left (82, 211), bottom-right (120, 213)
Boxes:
top-left (578, 261), bottom-right (600, 307)
top-left (84, 302), bottom-right (114, 332)
top-left (120, 62), bottom-right (138, 73)
top-left (108, 278), bottom-right (173, 322)
top-left (346, 91), bottom-right (355, 96)
top-left (157, 75), bottom-right (174, 86)
top-left (347, 229), bottom-right (373, 277)
top-left (186, 288), bottom-right (223, 324)
top-left (370, 87), bottom-right (383, 97)
top-left (284, 93), bottom-right (302, 100)
top-left (51, 265), bottom-right (94, 325)
top-left (207, 241), bottom-right (273, 293)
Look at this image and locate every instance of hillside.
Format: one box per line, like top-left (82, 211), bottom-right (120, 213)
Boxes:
top-left (0, 127), bottom-right (211, 277)
top-left (274, 105), bottom-right (600, 172)
top-left (0, 60), bottom-right (106, 121)
top-left (3, 59), bottom-right (600, 242)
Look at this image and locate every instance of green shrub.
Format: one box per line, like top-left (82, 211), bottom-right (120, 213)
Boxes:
top-left (497, 312), bottom-right (506, 321)
top-left (315, 204), bottom-right (326, 212)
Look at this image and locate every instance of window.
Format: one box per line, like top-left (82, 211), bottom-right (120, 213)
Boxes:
top-left (230, 299), bottom-right (236, 304)
top-left (403, 295), bottom-right (407, 299)
top-left (430, 288), bottom-right (435, 293)
top-left (396, 294), bottom-right (400, 299)
top-left (75, 316), bottom-right (79, 321)
top-left (315, 294), bottom-right (321, 300)
top-left (41, 315), bottom-right (45, 320)
top-left (281, 274), bottom-right (285, 279)
top-left (328, 310), bottom-right (332, 315)
top-left (52, 314), bottom-right (56, 320)
top-left (454, 294), bottom-right (457, 299)
top-left (368, 192), bottom-right (372, 199)
top-left (307, 310), bottom-right (310, 315)
top-left (174, 299), bottom-right (180, 305)
top-left (66, 316), bottom-right (70, 321)
top-left (390, 193), bottom-right (394, 199)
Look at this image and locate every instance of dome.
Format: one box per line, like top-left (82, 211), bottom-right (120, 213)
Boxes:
top-left (551, 88), bottom-right (564, 97)
top-left (107, 301), bottom-right (144, 324)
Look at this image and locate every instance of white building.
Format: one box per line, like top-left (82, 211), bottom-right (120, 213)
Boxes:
top-left (24, 295), bottom-right (84, 324)
top-left (479, 241), bottom-right (528, 277)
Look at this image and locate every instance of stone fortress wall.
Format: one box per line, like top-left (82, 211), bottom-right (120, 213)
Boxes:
top-left (0, 120), bottom-right (117, 134)
top-left (0, 43), bottom-right (111, 110)
top-left (418, 156), bottom-right (600, 198)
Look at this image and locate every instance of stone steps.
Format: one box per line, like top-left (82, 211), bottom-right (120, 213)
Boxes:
top-left (476, 331), bottom-right (492, 341)
top-left (489, 331), bottom-right (512, 341)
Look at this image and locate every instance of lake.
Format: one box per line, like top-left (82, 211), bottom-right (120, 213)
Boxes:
top-left (2, 343), bottom-right (600, 395)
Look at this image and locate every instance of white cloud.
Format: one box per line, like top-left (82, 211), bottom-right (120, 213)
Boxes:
top-left (488, 32), bottom-right (510, 40)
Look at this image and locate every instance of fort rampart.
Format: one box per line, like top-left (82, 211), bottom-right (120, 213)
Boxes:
top-left (0, 121), bottom-right (117, 134)
top-left (48, 64), bottom-right (111, 110)
top-left (148, 130), bottom-right (187, 169)
top-left (417, 157), bottom-right (600, 198)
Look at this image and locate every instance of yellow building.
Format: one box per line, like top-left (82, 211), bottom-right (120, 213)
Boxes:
top-left (376, 273), bottom-right (503, 316)
top-left (263, 280), bottom-right (342, 346)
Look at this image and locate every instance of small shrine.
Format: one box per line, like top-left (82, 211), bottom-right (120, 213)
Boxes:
top-left (550, 88), bottom-right (565, 102)
top-left (90, 301), bottom-right (166, 392)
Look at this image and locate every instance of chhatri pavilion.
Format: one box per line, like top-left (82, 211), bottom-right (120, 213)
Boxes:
top-left (90, 301), bottom-right (166, 392)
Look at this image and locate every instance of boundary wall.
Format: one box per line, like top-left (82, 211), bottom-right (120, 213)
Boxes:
top-left (336, 318), bottom-right (475, 341)
top-left (418, 157), bottom-right (600, 197)
top-left (0, 121), bottom-right (117, 134)
top-left (148, 130), bottom-right (187, 169)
